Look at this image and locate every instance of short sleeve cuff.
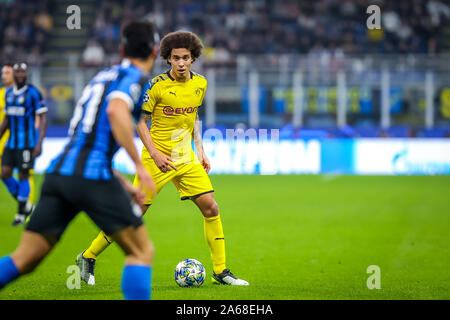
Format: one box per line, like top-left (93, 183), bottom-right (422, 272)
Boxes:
top-left (107, 91), bottom-right (134, 110)
top-left (36, 107), bottom-right (48, 114)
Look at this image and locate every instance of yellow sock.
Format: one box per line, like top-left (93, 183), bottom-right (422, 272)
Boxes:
top-left (83, 231), bottom-right (113, 260)
top-left (204, 214), bottom-right (226, 274)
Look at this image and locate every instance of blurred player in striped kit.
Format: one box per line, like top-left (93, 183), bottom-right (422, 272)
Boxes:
top-left (0, 63), bottom-right (45, 226)
top-left (0, 20), bottom-right (159, 300)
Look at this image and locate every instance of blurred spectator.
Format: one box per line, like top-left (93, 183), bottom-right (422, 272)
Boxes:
top-left (82, 0), bottom-right (448, 60)
top-left (0, 0), bottom-right (52, 65)
top-left (27, 46), bottom-right (44, 67)
top-left (82, 40), bottom-right (105, 67)
top-left (34, 9), bottom-right (53, 33)
top-left (0, 0), bottom-right (447, 69)
top-left (383, 6), bottom-right (401, 32)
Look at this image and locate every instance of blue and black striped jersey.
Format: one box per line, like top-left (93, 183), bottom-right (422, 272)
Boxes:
top-left (4, 84), bottom-right (47, 149)
top-left (46, 59), bottom-right (149, 180)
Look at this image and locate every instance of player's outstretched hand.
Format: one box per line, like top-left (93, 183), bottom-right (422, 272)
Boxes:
top-left (136, 163), bottom-right (156, 198)
top-left (151, 150), bottom-right (178, 173)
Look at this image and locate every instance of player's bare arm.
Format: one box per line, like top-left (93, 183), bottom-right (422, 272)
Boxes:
top-left (107, 97), bottom-right (155, 194)
top-left (193, 114), bottom-right (210, 173)
top-left (32, 112), bottom-right (47, 158)
top-left (0, 116), bottom-right (9, 140)
top-left (137, 113), bottom-right (177, 173)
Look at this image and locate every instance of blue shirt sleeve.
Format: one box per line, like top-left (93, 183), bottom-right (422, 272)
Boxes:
top-left (107, 69), bottom-right (149, 121)
top-left (107, 73), bottom-right (139, 106)
top-left (32, 87), bottom-right (47, 114)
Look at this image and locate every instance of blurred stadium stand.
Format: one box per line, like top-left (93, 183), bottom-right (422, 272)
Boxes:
top-left (1, 0), bottom-right (450, 138)
top-left (0, 0), bottom-right (53, 65)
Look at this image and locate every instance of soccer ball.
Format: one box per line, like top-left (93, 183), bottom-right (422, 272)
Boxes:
top-left (174, 258), bottom-right (206, 287)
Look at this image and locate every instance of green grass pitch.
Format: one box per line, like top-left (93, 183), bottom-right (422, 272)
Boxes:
top-left (0, 174), bottom-right (449, 300)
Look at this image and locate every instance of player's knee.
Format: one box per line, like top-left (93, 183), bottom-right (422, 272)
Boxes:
top-left (128, 240), bottom-right (154, 265)
top-left (142, 240), bottom-right (155, 265)
top-left (1, 167), bottom-right (12, 180)
top-left (202, 201), bottom-right (219, 218)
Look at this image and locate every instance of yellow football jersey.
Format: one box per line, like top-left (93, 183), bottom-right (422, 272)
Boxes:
top-left (0, 86), bottom-right (9, 150)
top-left (0, 87), bottom-right (5, 123)
top-left (142, 70), bottom-right (207, 162)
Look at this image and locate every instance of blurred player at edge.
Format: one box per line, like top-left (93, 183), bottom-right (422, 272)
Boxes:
top-left (78, 30), bottom-right (249, 286)
top-left (0, 64), bottom-right (37, 216)
top-left (0, 63), bottom-right (45, 226)
top-left (0, 20), bottom-right (158, 300)
top-left (0, 64), bottom-right (14, 166)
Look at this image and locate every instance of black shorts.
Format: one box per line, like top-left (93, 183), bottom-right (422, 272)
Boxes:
top-left (26, 173), bottom-right (143, 241)
top-left (1, 147), bottom-right (34, 172)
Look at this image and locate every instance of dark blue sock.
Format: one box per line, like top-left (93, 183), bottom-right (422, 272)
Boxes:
top-left (2, 177), bottom-right (19, 198)
top-left (17, 179), bottom-right (30, 202)
top-left (121, 265), bottom-right (152, 300)
top-left (0, 256), bottom-right (20, 289)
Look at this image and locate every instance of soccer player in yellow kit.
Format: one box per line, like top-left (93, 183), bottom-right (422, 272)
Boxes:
top-left (0, 64), bottom-right (13, 163)
top-left (0, 64), bottom-right (36, 207)
top-left (77, 31), bottom-right (249, 286)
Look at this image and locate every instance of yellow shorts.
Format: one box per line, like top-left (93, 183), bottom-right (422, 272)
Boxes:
top-left (133, 149), bottom-right (214, 205)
